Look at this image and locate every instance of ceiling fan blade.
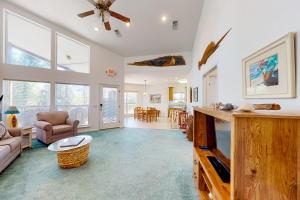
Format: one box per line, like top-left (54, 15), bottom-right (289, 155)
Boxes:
top-left (109, 11), bottom-right (130, 23)
top-left (78, 10), bottom-right (95, 18)
top-left (104, 21), bottom-right (112, 31)
top-left (105, 0), bottom-right (115, 7)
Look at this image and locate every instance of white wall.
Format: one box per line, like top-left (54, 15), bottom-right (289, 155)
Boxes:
top-left (125, 83), bottom-right (186, 117)
top-left (0, 1), bottom-right (125, 132)
top-left (188, 0), bottom-right (300, 112)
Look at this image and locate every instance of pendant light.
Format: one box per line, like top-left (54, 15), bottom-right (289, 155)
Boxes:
top-left (143, 80), bottom-right (147, 96)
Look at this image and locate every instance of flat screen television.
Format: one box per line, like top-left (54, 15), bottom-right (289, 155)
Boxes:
top-left (206, 118), bottom-right (231, 183)
top-left (214, 118), bottom-right (231, 161)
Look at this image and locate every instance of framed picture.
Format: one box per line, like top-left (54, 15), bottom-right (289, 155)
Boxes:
top-left (193, 87), bottom-right (198, 102)
top-left (242, 33), bottom-right (296, 98)
top-left (189, 87), bottom-right (193, 103)
top-left (150, 94), bottom-right (161, 103)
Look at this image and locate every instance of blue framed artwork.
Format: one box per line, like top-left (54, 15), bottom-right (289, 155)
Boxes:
top-left (242, 33), bottom-right (296, 98)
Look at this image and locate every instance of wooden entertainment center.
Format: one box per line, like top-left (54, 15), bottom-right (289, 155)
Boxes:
top-left (193, 107), bottom-right (300, 200)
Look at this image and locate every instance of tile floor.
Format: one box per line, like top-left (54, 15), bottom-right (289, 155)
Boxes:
top-left (124, 116), bottom-right (179, 130)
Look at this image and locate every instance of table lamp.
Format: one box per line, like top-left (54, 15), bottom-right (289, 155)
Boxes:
top-left (5, 106), bottom-right (20, 128)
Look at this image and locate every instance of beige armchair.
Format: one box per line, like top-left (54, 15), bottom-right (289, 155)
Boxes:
top-left (34, 111), bottom-right (79, 144)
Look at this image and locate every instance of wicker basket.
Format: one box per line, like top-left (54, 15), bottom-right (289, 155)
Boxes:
top-left (57, 144), bottom-right (90, 169)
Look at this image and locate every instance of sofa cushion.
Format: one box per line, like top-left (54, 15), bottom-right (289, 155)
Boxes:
top-left (0, 145), bottom-right (10, 161)
top-left (52, 125), bottom-right (73, 135)
top-left (37, 111), bottom-right (69, 126)
top-left (0, 122), bottom-right (12, 140)
top-left (0, 137), bottom-right (22, 152)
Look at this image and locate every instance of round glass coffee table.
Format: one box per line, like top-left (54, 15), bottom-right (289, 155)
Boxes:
top-left (48, 135), bottom-right (93, 169)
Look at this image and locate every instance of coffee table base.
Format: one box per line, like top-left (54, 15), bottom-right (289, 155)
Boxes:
top-left (57, 144), bottom-right (90, 169)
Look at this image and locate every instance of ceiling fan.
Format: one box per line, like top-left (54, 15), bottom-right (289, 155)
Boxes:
top-left (78, 0), bottom-right (130, 31)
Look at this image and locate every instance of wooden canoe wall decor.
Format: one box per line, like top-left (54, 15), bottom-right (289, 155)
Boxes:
top-left (198, 28), bottom-right (232, 69)
top-left (128, 56), bottom-right (186, 67)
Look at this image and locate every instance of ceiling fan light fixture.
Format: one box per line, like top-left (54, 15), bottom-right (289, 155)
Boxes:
top-left (79, 0), bottom-right (131, 31)
top-left (94, 27), bottom-right (99, 31)
top-left (103, 11), bottom-right (110, 21)
top-left (143, 80), bottom-right (147, 96)
top-left (126, 22), bottom-right (130, 27)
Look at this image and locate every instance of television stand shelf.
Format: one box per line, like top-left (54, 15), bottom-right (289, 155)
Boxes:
top-left (194, 148), bottom-right (230, 200)
top-left (193, 107), bottom-right (300, 200)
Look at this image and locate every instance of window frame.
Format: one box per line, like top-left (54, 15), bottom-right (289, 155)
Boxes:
top-left (3, 9), bottom-right (52, 69)
top-left (55, 32), bottom-right (91, 74)
top-left (2, 79), bottom-right (51, 128)
top-left (124, 91), bottom-right (138, 116)
top-left (55, 82), bottom-right (90, 127)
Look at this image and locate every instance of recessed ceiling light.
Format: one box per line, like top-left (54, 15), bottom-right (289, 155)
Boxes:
top-left (126, 22), bottom-right (130, 27)
top-left (161, 16), bottom-right (167, 22)
top-left (94, 27), bottom-right (99, 32)
top-left (178, 79), bottom-right (188, 84)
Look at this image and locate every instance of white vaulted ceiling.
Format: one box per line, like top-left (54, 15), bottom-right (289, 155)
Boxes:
top-left (5, 0), bottom-right (203, 57)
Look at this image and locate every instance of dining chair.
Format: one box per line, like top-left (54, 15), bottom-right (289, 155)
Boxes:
top-left (134, 107), bottom-right (142, 120)
top-left (137, 108), bottom-right (145, 121)
top-left (148, 110), bottom-right (158, 122)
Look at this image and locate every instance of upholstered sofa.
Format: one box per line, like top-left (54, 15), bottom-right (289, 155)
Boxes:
top-left (0, 128), bottom-right (22, 173)
top-left (34, 111), bottom-right (79, 145)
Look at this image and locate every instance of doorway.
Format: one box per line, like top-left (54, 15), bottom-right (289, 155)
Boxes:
top-left (99, 85), bottom-right (120, 129)
top-left (203, 67), bottom-right (218, 106)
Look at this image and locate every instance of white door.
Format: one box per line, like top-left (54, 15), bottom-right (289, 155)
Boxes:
top-left (203, 68), bottom-right (218, 106)
top-left (207, 76), bottom-right (218, 105)
top-left (100, 85), bottom-right (120, 129)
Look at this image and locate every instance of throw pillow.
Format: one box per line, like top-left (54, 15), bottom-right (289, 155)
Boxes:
top-left (0, 122), bottom-right (6, 138)
top-left (0, 121), bottom-right (12, 140)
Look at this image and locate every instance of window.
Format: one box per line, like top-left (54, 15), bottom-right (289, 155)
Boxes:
top-left (56, 33), bottom-right (90, 73)
top-left (124, 92), bottom-right (138, 115)
top-left (2, 80), bottom-right (51, 127)
top-left (56, 84), bottom-right (89, 127)
top-left (173, 92), bottom-right (185, 103)
top-left (5, 10), bottom-right (51, 69)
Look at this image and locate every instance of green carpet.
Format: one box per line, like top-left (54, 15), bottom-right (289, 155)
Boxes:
top-left (0, 128), bottom-right (198, 200)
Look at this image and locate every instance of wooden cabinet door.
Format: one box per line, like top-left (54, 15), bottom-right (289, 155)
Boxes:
top-left (232, 117), bottom-right (299, 200)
